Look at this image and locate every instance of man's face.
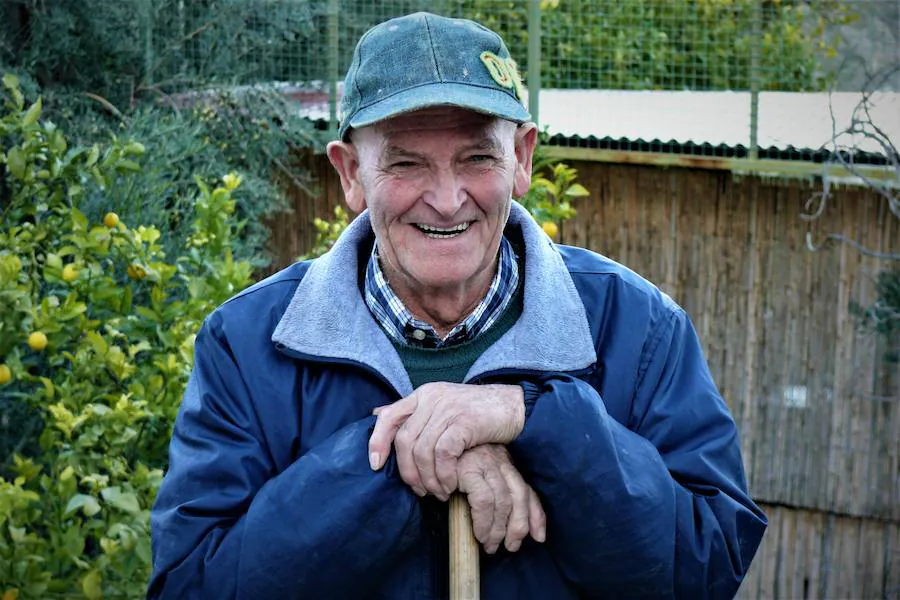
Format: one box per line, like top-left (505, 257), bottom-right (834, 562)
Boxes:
top-left (329, 107), bottom-right (536, 300)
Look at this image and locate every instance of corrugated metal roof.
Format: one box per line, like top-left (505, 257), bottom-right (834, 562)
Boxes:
top-left (535, 90), bottom-right (899, 164)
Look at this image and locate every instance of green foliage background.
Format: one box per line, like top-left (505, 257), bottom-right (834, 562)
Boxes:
top-left (466, 0), bottom-right (855, 91)
top-left (0, 0), bottom-right (318, 265)
top-left (0, 76), bottom-right (254, 598)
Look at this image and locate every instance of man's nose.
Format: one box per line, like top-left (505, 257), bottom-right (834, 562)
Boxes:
top-left (422, 169), bottom-right (466, 217)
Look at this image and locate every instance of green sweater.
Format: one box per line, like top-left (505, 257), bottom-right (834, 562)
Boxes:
top-left (391, 285), bottom-right (524, 389)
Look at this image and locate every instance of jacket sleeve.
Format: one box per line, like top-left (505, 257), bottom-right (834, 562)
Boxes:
top-left (148, 320), bottom-right (421, 599)
top-left (509, 306), bottom-right (767, 599)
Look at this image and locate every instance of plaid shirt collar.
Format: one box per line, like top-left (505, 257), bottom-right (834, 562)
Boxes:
top-left (365, 236), bottom-right (519, 348)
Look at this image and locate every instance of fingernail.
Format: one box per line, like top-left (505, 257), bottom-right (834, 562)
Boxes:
top-left (369, 452), bottom-right (381, 470)
top-left (535, 527), bottom-right (546, 543)
top-left (413, 486), bottom-right (426, 497)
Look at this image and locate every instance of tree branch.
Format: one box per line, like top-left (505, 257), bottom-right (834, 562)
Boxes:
top-left (806, 232), bottom-right (900, 261)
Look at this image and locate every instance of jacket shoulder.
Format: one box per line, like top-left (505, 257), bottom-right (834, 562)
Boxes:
top-left (207, 261), bottom-right (312, 336)
top-left (556, 244), bottom-right (679, 315)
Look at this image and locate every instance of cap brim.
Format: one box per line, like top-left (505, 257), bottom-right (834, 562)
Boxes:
top-left (343, 82), bottom-right (531, 139)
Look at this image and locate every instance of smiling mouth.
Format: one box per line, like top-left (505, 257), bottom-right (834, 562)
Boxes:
top-left (413, 222), bottom-right (472, 239)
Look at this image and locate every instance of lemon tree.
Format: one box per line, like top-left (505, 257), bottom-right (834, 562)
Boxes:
top-left (518, 132), bottom-right (588, 241)
top-left (0, 74), bottom-right (253, 599)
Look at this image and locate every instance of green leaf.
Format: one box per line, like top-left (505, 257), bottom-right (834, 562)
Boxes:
top-left (38, 377), bottom-right (54, 399)
top-left (128, 340), bottom-right (151, 358)
top-left (135, 535), bottom-right (152, 565)
top-left (117, 159), bottom-right (141, 172)
top-left (135, 306), bottom-right (160, 322)
top-left (84, 331), bottom-right (108, 354)
top-left (3, 74), bottom-right (23, 110)
top-left (120, 285), bottom-right (133, 314)
top-left (6, 147), bottom-right (26, 180)
top-left (57, 301), bottom-right (87, 321)
top-left (71, 207), bottom-right (89, 231)
top-left (84, 496), bottom-right (102, 518)
top-left (564, 183), bottom-right (590, 198)
top-left (51, 130), bottom-right (67, 154)
top-left (64, 493), bottom-right (92, 516)
top-left (62, 524), bottom-right (85, 558)
top-left (22, 98), bottom-right (42, 126)
top-left (100, 486), bottom-right (140, 513)
top-left (2, 73), bottom-right (19, 90)
top-left (81, 570), bottom-right (102, 600)
top-left (9, 525), bottom-right (26, 543)
top-left (85, 144), bottom-right (100, 167)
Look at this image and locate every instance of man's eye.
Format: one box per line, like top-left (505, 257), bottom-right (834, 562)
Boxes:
top-left (391, 161), bottom-right (418, 168)
top-left (467, 155), bottom-right (493, 163)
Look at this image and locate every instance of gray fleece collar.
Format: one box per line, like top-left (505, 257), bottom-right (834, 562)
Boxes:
top-left (271, 202), bottom-right (597, 396)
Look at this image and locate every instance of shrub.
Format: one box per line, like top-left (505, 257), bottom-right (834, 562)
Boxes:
top-left (0, 74), bottom-right (253, 599)
top-left (519, 134), bottom-right (588, 238)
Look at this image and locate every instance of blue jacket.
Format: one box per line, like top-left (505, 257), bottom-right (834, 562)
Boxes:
top-left (149, 203), bottom-right (766, 599)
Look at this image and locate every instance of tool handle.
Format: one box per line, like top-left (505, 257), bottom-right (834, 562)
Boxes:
top-left (449, 493), bottom-right (480, 600)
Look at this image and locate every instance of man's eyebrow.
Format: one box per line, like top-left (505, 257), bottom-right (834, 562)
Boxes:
top-left (381, 145), bottom-right (426, 161)
top-left (461, 138), bottom-right (503, 153)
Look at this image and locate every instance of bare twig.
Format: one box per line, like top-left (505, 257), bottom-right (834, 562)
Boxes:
top-left (806, 231), bottom-right (900, 261)
top-left (807, 65), bottom-right (900, 254)
top-left (79, 92), bottom-right (127, 123)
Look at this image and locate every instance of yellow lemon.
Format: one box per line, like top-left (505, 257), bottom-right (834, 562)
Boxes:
top-left (103, 212), bottom-right (120, 228)
top-left (28, 331), bottom-right (48, 351)
top-left (127, 264), bottom-right (146, 281)
top-left (62, 264), bottom-right (79, 282)
top-left (542, 221), bottom-right (559, 238)
top-left (0, 364), bottom-right (12, 385)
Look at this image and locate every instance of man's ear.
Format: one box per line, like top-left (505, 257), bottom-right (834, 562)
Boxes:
top-left (512, 122), bottom-right (538, 198)
top-left (326, 140), bottom-right (366, 213)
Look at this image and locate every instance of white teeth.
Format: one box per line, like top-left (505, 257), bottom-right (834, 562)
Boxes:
top-left (416, 222), bottom-right (471, 234)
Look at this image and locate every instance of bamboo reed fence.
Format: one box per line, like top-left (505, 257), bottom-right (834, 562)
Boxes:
top-left (266, 153), bottom-right (900, 599)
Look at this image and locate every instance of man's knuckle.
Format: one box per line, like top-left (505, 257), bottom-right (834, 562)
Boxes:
top-left (395, 428), bottom-right (412, 447)
top-left (471, 496), bottom-right (492, 513)
top-left (435, 438), bottom-right (462, 461)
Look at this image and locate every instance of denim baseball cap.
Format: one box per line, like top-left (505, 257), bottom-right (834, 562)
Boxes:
top-left (338, 12), bottom-right (531, 140)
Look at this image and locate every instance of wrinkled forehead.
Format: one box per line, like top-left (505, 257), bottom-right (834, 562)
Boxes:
top-left (352, 106), bottom-right (516, 154)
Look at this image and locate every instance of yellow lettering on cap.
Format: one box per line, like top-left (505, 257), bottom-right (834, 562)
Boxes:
top-left (480, 51), bottom-right (526, 103)
top-left (504, 58), bottom-right (527, 103)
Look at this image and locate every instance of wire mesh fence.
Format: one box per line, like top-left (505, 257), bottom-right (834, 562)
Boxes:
top-left (87, 1), bottom-right (900, 156)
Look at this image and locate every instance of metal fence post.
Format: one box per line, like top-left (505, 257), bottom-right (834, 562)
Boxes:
top-left (749, 1), bottom-right (761, 160)
top-left (527, 0), bottom-right (541, 126)
top-left (327, 0), bottom-right (339, 139)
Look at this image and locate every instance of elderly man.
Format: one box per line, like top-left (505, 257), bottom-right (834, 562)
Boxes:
top-left (149, 12), bottom-right (766, 600)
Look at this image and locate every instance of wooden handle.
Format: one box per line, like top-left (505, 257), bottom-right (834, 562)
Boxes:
top-left (449, 493), bottom-right (480, 600)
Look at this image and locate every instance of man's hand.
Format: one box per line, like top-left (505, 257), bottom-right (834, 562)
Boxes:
top-left (457, 444), bottom-right (546, 554)
top-left (368, 382), bottom-right (525, 499)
